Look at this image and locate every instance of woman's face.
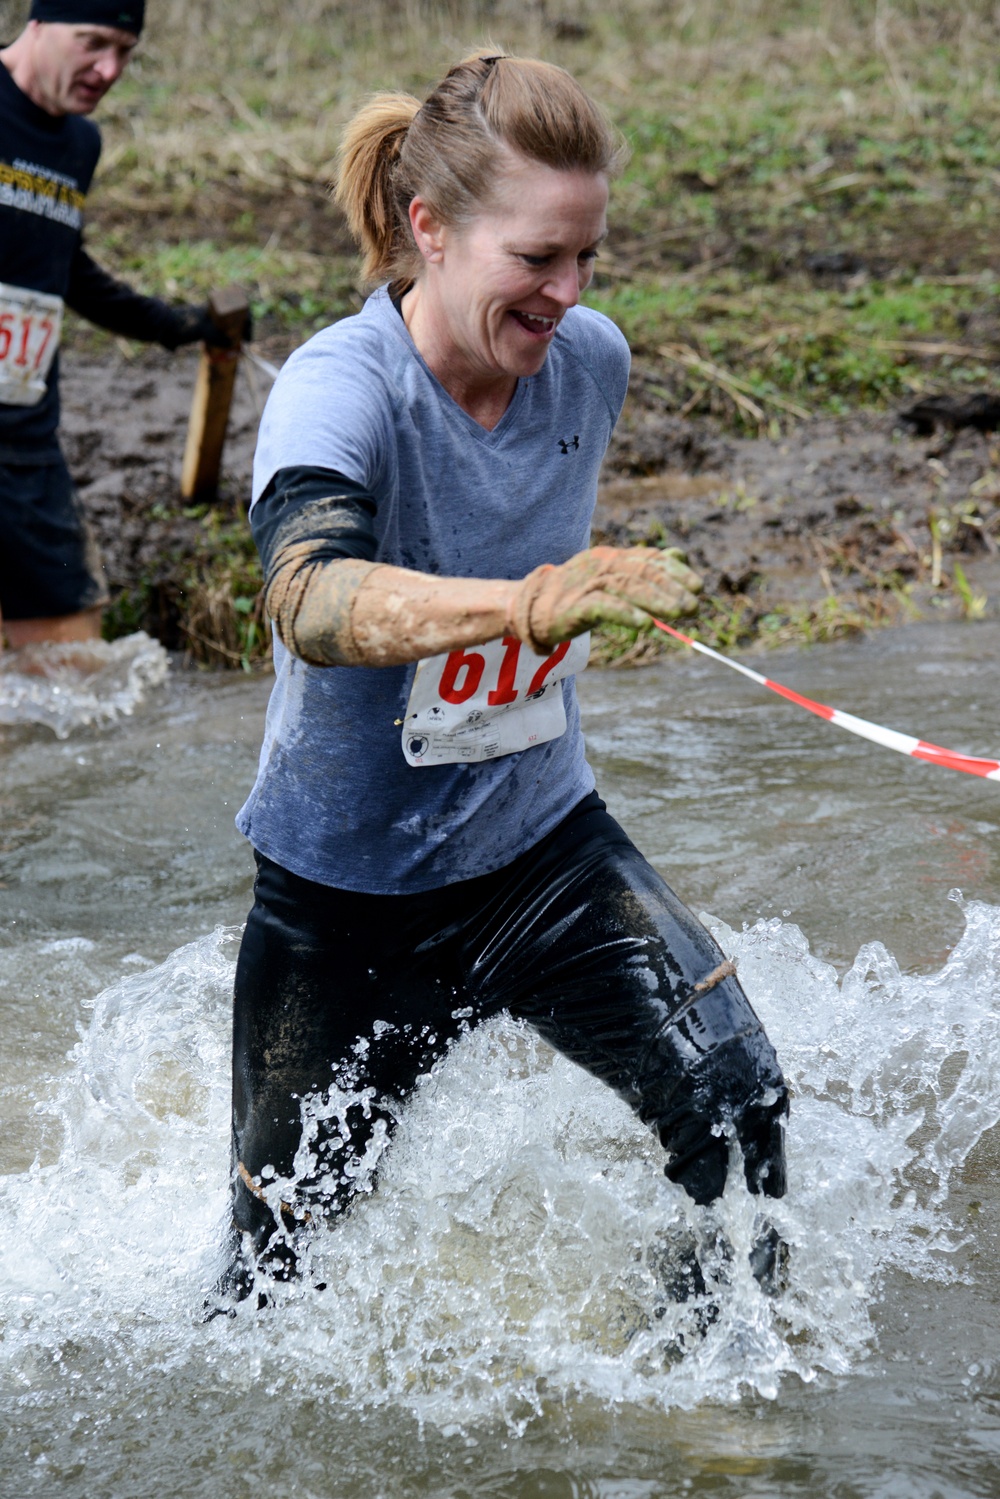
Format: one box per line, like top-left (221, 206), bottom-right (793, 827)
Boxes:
top-left (410, 155), bottom-right (609, 392)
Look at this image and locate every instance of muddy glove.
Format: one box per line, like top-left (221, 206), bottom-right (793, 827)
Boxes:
top-left (508, 545), bottom-right (702, 654)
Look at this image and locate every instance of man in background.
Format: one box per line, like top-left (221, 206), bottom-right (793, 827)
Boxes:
top-left (0, 1), bottom-right (238, 649)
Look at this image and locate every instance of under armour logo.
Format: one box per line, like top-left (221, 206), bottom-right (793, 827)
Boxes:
top-left (558, 435), bottom-right (580, 454)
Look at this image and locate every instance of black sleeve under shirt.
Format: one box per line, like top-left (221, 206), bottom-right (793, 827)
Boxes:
top-left (65, 244), bottom-right (204, 349)
top-left (250, 466), bottom-right (379, 581)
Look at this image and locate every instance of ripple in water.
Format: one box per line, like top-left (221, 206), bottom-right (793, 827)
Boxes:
top-left (2, 898), bottom-right (999, 1439)
top-left (0, 631), bottom-right (168, 737)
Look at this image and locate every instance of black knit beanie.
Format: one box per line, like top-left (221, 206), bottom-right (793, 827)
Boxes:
top-left (30, 0), bottom-right (145, 34)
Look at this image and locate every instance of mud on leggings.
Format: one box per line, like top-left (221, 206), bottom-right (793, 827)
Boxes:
top-left (231, 792), bottom-right (788, 1269)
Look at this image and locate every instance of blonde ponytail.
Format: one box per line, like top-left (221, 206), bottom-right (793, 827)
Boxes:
top-left (334, 93), bottom-right (421, 284)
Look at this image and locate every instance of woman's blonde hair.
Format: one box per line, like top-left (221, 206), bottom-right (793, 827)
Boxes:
top-left (335, 53), bottom-right (627, 288)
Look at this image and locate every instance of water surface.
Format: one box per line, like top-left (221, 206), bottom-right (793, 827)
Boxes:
top-left (1, 622), bottom-right (999, 1498)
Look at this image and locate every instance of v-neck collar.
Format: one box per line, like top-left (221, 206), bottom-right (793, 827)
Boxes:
top-left (384, 287), bottom-right (530, 446)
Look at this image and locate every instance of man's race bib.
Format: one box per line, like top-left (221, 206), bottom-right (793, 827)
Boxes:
top-left (402, 632), bottom-right (590, 766)
top-left (0, 283), bottom-right (63, 407)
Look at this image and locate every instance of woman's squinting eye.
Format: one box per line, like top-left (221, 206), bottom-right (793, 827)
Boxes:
top-left (519, 250), bottom-right (600, 268)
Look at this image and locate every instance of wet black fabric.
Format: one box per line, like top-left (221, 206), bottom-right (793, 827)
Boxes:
top-left (0, 452), bottom-right (107, 617)
top-left (251, 465), bottom-right (378, 577)
top-left (232, 793), bottom-right (788, 1260)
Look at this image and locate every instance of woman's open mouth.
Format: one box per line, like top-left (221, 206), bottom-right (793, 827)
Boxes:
top-left (509, 310), bottom-right (557, 338)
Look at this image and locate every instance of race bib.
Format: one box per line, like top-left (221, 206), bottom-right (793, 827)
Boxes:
top-left (0, 283), bottom-right (63, 407)
top-left (402, 632), bottom-right (590, 766)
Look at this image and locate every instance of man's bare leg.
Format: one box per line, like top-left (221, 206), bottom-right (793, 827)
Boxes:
top-left (2, 606), bottom-right (103, 650)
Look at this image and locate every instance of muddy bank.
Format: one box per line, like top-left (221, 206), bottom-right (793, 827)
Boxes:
top-left (59, 346), bottom-right (263, 653)
top-left (600, 381), bottom-right (1000, 633)
top-left (60, 346), bottom-right (1000, 662)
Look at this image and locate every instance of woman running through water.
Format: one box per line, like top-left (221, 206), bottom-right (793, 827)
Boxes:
top-left (224, 53), bottom-right (788, 1303)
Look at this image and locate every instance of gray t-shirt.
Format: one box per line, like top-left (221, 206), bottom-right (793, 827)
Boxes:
top-left (237, 286), bottom-right (631, 894)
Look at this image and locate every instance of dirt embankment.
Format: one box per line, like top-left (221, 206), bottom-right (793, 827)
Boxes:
top-left (61, 346), bottom-right (1000, 662)
top-left (599, 383), bottom-right (1000, 634)
top-left (59, 349), bottom-right (260, 647)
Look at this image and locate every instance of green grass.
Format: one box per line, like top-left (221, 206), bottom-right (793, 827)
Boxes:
top-left (49, 0), bottom-right (997, 424)
top-left (587, 271), bottom-right (998, 421)
top-left (96, 236), bottom-right (361, 331)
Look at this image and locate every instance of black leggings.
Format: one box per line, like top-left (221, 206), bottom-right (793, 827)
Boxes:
top-left (232, 793), bottom-right (788, 1260)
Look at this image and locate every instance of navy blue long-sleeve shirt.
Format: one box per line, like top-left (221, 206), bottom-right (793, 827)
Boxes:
top-left (0, 59), bottom-right (196, 457)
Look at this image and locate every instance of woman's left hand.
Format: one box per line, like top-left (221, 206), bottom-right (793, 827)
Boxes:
top-left (508, 545), bottom-right (703, 653)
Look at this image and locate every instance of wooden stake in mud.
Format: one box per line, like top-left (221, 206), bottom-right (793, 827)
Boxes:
top-left (180, 285), bottom-right (249, 502)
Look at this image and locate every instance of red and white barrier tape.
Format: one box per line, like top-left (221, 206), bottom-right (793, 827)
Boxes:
top-left (652, 619), bottom-right (1000, 781)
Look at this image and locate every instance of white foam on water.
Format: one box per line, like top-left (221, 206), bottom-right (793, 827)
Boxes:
top-left (0, 631), bottom-right (168, 737)
top-left (2, 899), bottom-right (999, 1440)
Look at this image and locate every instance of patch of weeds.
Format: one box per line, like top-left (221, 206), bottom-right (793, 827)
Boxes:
top-left (715, 483), bottom-right (759, 512)
top-left (180, 509), bottom-right (270, 670)
top-left (753, 595), bottom-right (872, 648)
top-left (102, 580), bottom-right (152, 642)
top-left (700, 597), bottom-right (755, 650)
top-left (592, 580), bottom-right (920, 667)
top-left (99, 500), bottom-right (271, 667)
top-left (951, 562), bottom-right (988, 620)
top-left (590, 620), bottom-right (666, 668)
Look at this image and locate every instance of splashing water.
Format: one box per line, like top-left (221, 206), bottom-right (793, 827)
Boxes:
top-left (2, 894), bottom-right (999, 1453)
top-left (0, 631), bottom-right (168, 737)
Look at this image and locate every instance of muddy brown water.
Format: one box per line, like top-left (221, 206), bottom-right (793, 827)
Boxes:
top-left (1, 619), bottom-right (999, 1497)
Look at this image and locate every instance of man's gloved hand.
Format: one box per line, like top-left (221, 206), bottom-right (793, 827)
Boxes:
top-left (171, 303), bottom-right (253, 349)
top-left (508, 545), bottom-right (702, 653)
